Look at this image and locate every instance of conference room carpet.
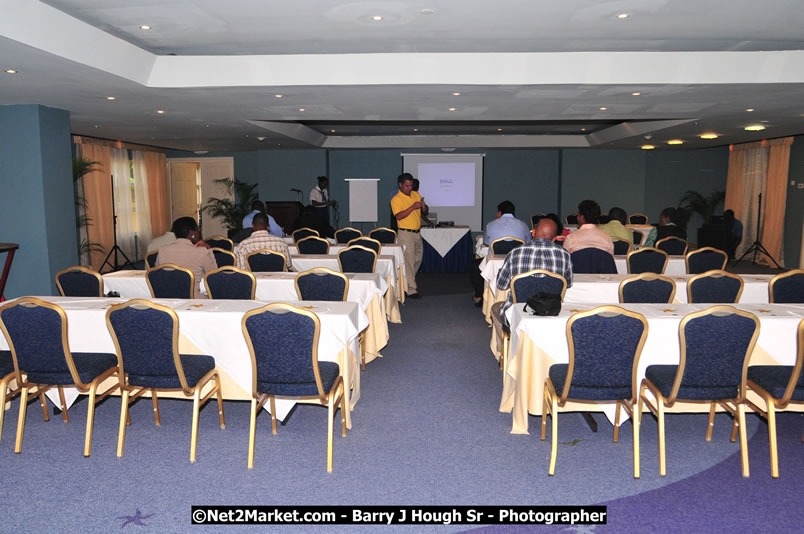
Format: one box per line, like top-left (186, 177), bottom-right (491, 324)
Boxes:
top-left (0, 272), bottom-right (800, 532)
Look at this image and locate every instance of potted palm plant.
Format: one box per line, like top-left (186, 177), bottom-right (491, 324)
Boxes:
top-left (201, 177), bottom-right (258, 232)
top-left (679, 190), bottom-right (726, 227)
top-left (73, 157), bottom-right (105, 265)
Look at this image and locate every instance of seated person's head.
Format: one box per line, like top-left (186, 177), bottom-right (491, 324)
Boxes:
top-left (251, 200), bottom-right (266, 213)
top-left (577, 200), bottom-right (602, 225)
top-left (171, 216), bottom-right (199, 240)
top-left (544, 213), bottom-right (563, 236)
top-left (252, 212), bottom-right (269, 230)
top-left (532, 218), bottom-right (559, 241)
top-left (723, 209), bottom-right (735, 224)
top-left (608, 207), bottom-right (627, 225)
top-left (497, 200), bottom-right (515, 218)
top-left (659, 207), bottom-right (676, 225)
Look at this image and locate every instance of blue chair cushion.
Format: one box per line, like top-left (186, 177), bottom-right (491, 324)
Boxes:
top-left (0, 350), bottom-right (14, 377)
top-left (127, 354), bottom-right (215, 389)
top-left (549, 364), bottom-right (632, 400)
top-left (645, 365), bottom-right (738, 400)
top-left (257, 361), bottom-right (340, 397)
top-left (26, 352), bottom-right (117, 386)
top-left (748, 366), bottom-right (804, 401)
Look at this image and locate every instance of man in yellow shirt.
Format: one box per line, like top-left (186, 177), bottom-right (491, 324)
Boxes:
top-left (391, 173), bottom-right (428, 298)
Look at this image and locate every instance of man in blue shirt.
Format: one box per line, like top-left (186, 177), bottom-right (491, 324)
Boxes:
top-left (242, 199), bottom-right (284, 237)
top-left (483, 200), bottom-right (531, 246)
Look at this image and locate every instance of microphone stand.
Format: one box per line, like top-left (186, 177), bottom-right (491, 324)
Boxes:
top-left (734, 193), bottom-right (781, 268)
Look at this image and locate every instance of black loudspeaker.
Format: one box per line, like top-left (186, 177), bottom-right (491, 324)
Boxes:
top-left (697, 224), bottom-right (730, 251)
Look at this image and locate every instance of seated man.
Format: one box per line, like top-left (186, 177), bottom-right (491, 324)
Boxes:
top-left (723, 209), bottom-right (743, 259)
top-left (562, 199), bottom-right (614, 255)
top-left (599, 207), bottom-right (632, 243)
top-left (156, 216), bottom-right (217, 298)
top-left (242, 199), bottom-right (284, 237)
top-left (483, 200), bottom-right (531, 246)
top-left (644, 207), bottom-right (687, 248)
top-left (235, 213), bottom-right (292, 271)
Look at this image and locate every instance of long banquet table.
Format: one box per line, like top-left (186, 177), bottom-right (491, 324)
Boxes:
top-left (0, 296), bottom-right (368, 427)
top-left (500, 302), bottom-right (804, 434)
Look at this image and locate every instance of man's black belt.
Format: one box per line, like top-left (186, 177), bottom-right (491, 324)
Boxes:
top-left (399, 228), bottom-right (420, 233)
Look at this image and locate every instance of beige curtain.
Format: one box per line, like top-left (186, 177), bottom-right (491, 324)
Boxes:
top-left (760, 137), bottom-right (794, 266)
top-left (77, 143), bottom-right (113, 271)
top-left (738, 143), bottom-right (768, 259)
top-left (145, 151), bottom-right (171, 239)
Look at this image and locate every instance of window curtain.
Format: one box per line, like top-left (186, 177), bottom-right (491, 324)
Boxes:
top-left (738, 143), bottom-right (768, 260)
top-left (132, 150), bottom-right (153, 254)
top-left (111, 147), bottom-right (137, 260)
top-left (76, 143), bottom-right (113, 271)
top-left (145, 151), bottom-right (171, 238)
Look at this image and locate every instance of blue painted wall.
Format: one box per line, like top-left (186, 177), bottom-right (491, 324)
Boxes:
top-left (784, 135), bottom-right (804, 268)
top-left (561, 149), bottom-right (647, 218)
top-left (0, 105), bottom-right (76, 297)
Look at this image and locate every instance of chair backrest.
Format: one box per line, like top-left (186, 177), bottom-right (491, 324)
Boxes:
top-left (687, 270), bottom-right (743, 303)
top-left (295, 268), bottom-right (349, 301)
top-left (612, 238), bottom-right (632, 255)
top-left (530, 214), bottom-right (545, 228)
top-left (347, 237), bottom-right (381, 254)
top-left (297, 236), bottom-right (330, 255)
top-left (631, 230), bottom-right (644, 246)
top-left (55, 266), bottom-right (103, 297)
top-left (565, 214), bottom-right (578, 225)
top-left (619, 273), bottom-right (677, 303)
top-left (0, 297), bottom-right (82, 385)
top-left (204, 266), bottom-right (256, 300)
top-left (768, 269), bottom-right (804, 303)
top-left (570, 248), bottom-right (617, 274)
top-left (670, 306), bottom-right (759, 402)
top-left (293, 227), bottom-right (319, 242)
top-left (146, 264), bottom-right (194, 298)
top-left (369, 227), bottom-right (397, 244)
top-left (490, 237), bottom-right (525, 255)
top-left (242, 303), bottom-right (326, 400)
top-left (561, 306), bottom-right (649, 402)
top-left (626, 247), bottom-right (668, 274)
top-left (686, 247), bottom-right (728, 274)
top-left (205, 236), bottom-right (233, 252)
top-left (106, 300), bottom-right (193, 393)
top-left (629, 213), bottom-right (648, 225)
top-left (334, 227), bottom-right (361, 244)
top-left (337, 245), bottom-right (377, 273)
top-left (511, 269), bottom-right (567, 303)
top-left (656, 236), bottom-right (688, 256)
top-left (145, 250), bottom-right (159, 269)
top-left (212, 248), bottom-right (236, 267)
top-left (246, 249), bottom-right (287, 272)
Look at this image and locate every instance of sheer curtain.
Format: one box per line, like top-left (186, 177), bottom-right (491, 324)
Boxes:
top-left (111, 147), bottom-right (137, 260)
top-left (737, 143), bottom-right (769, 259)
top-left (77, 143), bottom-right (113, 271)
top-left (144, 151), bottom-right (171, 238)
top-left (132, 150), bottom-right (153, 254)
top-left (760, 138), bottom-right (794, 266)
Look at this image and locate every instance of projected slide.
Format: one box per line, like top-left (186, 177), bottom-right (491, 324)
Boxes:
top-left (418, 163), bottom-right (476, 207)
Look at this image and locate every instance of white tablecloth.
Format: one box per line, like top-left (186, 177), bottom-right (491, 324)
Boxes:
top-left (501, 302), bottom-right (804, 434)
top-left (0, 296), bottom-right (368, 428)
top-left (421, 226), bottom-right (471, 257)
top-left (290, 244), bottom-right (406, 278)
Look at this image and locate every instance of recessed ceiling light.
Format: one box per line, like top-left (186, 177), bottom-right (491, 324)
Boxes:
top-left (420, 9), bottom-right (435, 15)
top-left (667, 139), bottom-right (684, 145)
top-left (599, 107), bottom-right (607, 111)
top-left (106, 96), bottom-right (116, 100)
top-left (4, 68), bottom-right (17, 74)
top-left (581, 128), bottom-right (587, 131)
top-left (744, 124), bottom-right (766, 131)
top-left (139, 25), bottom-right (151, 30)
top-left (330, 129), bottom-right (336, 133)
top-left (641, 144), bottom-right (655, 150)
top-left (448, 107), bottom-right (456, 111)
top-left (452, 92), bottom-right (461, 96)
top-left (617, 13), bottom-right (630, 19)
top-left (298, 108), bottom-right (305, 112)
top-left (497, 128), bottom-right (502, 132)
top-left (156, 110), bottom-right (165, 114)
top-left (413, 128), bottom-right (418, 132)
top-left (274, 94), bottom-right (283, 98)
top-left (371, 15), bottom-right (383, 21)
top-left (699, 133), bottom-right (719, 139)
top-left (745, 108), bottom-right (754, 112)
top-left (631, 92), bottom-right (641, 96)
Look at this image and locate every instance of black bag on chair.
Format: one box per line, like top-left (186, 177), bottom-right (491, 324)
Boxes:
top-left (524, 292), bottom-right (562, 316)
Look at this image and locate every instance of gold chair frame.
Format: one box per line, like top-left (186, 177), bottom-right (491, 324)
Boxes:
top-left (294, 267), bottom-right (349, 302)
top-left (629, 213), bottom-right (649, 225)
top-left (0, 297), bottom-right (120, 456)
top-left (292, 227), bottom-right (320, 242)
top-left (211, 247), bottom-right (237, 266)
top-left (656, 236), bottom-right (689, 256)
top-left (686, 270), bottom-right (744, 303)
top-left (296, 236), bottom-right (331, 255)
top-left (685, 247), bottom-right (728, 274)
top-left (530, 214), bottom-right (545, 229)
top-left (745, 318), bottom-right (804, 477)
top-left (334, 227), bottom-right (362, 243)
top-left (490, 236), bottom-right (526, 255)
top-left (541, 306), bottom-right (649, 478)
top-left (618, 273), bottom-right (677, 304)
top-left (204, 266), bottom-right (256, 300)
top-left (206, 235), bottom-right (234, 251)
top-left (369, 227), bottom-right (397, 243)
top-left (0, 365), bottom-right (23, 442)
top-left (626, 247), bottom-right (669, 274)
top-left (241, 303), bottom-right (346, 471)
top-left (245, 249), bottom-right (288, 272)
top-left (611, 238), bottom-right (634, 255)
top-left (105, 299), bottom-right (225, 462)
top-left (145, 250), bottom-right (159, 269)
top-left (638, 305), bottom-right (760, 477)
top-left (55, 265), bottom-right (104, 297)
top-left (337, 245), bottom-right (377, 274)
top-left (347, 237), bottom-right (382, 254)
top-left (768, 269), bottom-right (804, 303)
top-left (145, 263), bottom-right (195, 298)
top-left (565, 214), bottom-right (577, 225)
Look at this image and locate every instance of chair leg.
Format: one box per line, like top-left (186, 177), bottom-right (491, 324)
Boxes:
top-left (83, 380), bottom-right (99, 457)
top-left (215, 375), bottom-right (225, 430)
top-left (737, 403), bottom-right (749, 477)
top-left (58, 386), bottom-right (70, 423)
top-left (360, 332), bottom-right (366, 371)
top-left (190, 388), bottom-right (201, 463)
top-left (501, 333), bottom-right (509, 374)
top-left (152, 390), bottom-right (161, 426)
top-left (657, 397), bottom-right (666, 477)
top-left (340, 384), bottom-right (347, 438)
top-left (39, 391), bottom-right (49, 422)
top-left (327, 392), bottom-right (335, 473)
top-left (730, 411), bottom-right (739, 443)
top-left (540, 383), bottom-right (549, 441)
top-left (0, 375), bottom-right (10, 442)
top-left (248, 397), bottom-right (258, 469)
top-left (706, 402), bottom-right (716, 441)
top-left (269, 396), bottom-right (277, 435)
top-left (613, 401), bottom-right (621, 443)
top-left (632, 404), bottom-right (640, 479)
top-left (117, 389), bottom-right (130, 457)
top-left (14, 386), bottom-right (29, 453)
top-left (548, 395), bottom-right (558, 476)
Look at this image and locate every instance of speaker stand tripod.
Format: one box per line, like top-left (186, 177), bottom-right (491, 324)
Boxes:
top-left (734, 192), bottom-right (781, 269)
top-left (100, 174), bottom-right (135, 272)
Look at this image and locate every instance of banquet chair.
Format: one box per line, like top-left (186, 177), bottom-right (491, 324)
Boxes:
top-left (205, 236), bottom-right (234, 252)
top-left (55, 266), bottom-right (104, 297)
top-left (246, 249), bottom-right (287, 272)
top-left (632, 231), bottom-right (644, 246)
top-left (571, 248), bottom-right (617, 274)
top-left (292, 227), bottom-right (319, 242)
top-left (656, 236), bottom-right (688, 256)
top-left (627, 247), bottom-right (668, 274)
top-left (542, 306), bottom-right (649, 477)
top-left (629, 213), bottom-right (648, 225)
top-left (639, 306), bottom-right (760, 477)
top-left (612, 238), bottom-right (632, 255)
top-left (768, 269), bottom-right (804, 303)
top-left (106, 300), bottom-right (224, 462)
top-left (146, 264), bottom-right (194, 298)
top-left (565, 214), bottom-right (578, 225)
top-left (686, 247), bottom-right (728, 275)
top-left (687, 270), bottom-right (743, 303)
top-left (530, 214), bottom-right (545, 228)
top-left (746, 318), bottom-right (804, 477)
top-left (0, 297), bottom-right (119, 455)
top-left (145, 251), bottom-right (159, 269)
top-left (347, 237), bottom-right (382, 254)
top-left (295, 268), bottom-right (349, 302)
top-left (242, 303), bottom-right (346, 471)
top-left (619, 273), bottom-right (676, 304)
top-left (204, 266), bottom-right (256, 300)
top-left (335, 227), bottom-right (361, 244)
top-left (337, 246), bottom-right (377, 273)
top-left (490, 237), bottom-right (525, 256)
top-left (369, 227), bottom-right (397, 244)
top-left (296, 236), bottom-right (330, 255)
top-left (0, 350), bottom-right (22, 442)
top-left (212, 248), bottom-right (236, 268)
